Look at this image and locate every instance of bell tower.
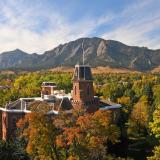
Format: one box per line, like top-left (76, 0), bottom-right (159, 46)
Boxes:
top-left (72, 65), bottom-right (97, 112)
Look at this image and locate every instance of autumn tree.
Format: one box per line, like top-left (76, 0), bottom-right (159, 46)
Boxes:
top-left (153, 84), bottom-right (160, 107)
top-left (117, 96), bottom-right (131, 114)
top-left (17, 101), bottom-right (59, 160)
top-left (129, 96), bottom-right (149, 135)
top-left (0, 140), bottom-right (29, 160)
top-left (148, 106), bottom-right (160, 160)
top-left (55, 110), bottom-right (120, 160)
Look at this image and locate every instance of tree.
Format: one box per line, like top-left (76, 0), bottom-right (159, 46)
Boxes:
top-left (130, 96), bottom-right (149, 135)
top-left (150, 106), bottom-right (160, 139)
top-left (153, 85), bottom-right (160, 107)
top-left (17, 101), bottom-right (59, 160)
top-left (55, 110), bottom-right (120, 160)
top-left (0, 140), bottom-right (29, 160)
top-left (101, 83), bottom-right (124, 101)
top-left (148, 106), bottom-right (160, 160)
top-left (117, 96), bottom-right (131, 114)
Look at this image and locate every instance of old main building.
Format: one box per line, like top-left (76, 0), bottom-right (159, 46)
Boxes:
top-left (0, 64), bottom-right (121, 140)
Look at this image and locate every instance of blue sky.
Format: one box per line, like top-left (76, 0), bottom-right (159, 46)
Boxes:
top-left (0, 0), bottom-right (160, 53)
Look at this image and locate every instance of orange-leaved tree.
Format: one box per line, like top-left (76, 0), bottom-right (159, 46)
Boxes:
top-left (55, 110), bottom-right (120, 160)
top-left (17, 101), bottom-right (60, 160)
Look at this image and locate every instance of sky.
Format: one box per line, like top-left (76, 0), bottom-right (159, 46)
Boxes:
top-left (0, 0), bottom-right (160, 54)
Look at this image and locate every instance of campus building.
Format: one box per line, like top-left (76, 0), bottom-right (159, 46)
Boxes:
top-left (0, 64), bottom-right (121, 140)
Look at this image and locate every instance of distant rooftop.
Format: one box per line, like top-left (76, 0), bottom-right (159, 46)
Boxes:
top-left (42, 82), bottom-right (57, 86)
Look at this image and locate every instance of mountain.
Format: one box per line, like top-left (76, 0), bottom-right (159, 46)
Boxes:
top-left (0, 49), bottom-right (40, 70)
top-left (0, 37), bottom-right (160, 71)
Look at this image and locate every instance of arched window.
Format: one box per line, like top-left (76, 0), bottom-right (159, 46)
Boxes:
top-left (75, 68), bottom-right (78, 76)
top-left (75, 86), bottom-right (76, 95)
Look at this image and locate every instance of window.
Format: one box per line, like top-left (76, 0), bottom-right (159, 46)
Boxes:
top-left (45, 90), bottom-right (49, 95)
top-left (74, 86), bottom-right (76, 95)
top-left (75, 68), bottom-right (78, 77)
top-left (87, 85), bottom-right (90, 95)
top-left (12, 117), bottom-right (17, 128)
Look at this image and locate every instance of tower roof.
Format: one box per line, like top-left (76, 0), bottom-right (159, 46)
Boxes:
top-left (72, 64), bottom-right (93, 81)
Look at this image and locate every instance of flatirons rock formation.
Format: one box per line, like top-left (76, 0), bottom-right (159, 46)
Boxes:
top-left (0, 37), bottom-right (160, 71)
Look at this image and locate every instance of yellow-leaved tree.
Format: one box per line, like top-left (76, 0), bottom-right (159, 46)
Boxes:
top-left (148, 106), bottom-right (160, 160)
